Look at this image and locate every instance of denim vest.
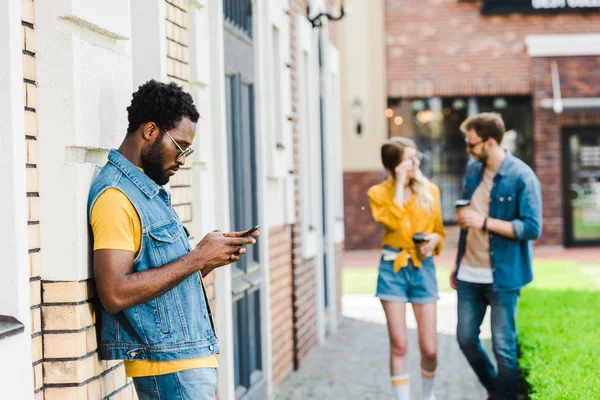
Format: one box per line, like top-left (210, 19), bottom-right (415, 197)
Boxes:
top-left (455, 152), bottom-right (543, 291)
top-left (88, 149), bottom-right (219, 362)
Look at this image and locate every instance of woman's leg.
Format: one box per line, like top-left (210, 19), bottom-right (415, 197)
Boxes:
top-left (382, 300), bottom-right (408, 374)
top-left (413, 302), bottom-right (437, 371)
top-left (413, 302), bottom-right (437, 399)
top-left (381, 300), bottom-right (411, 400)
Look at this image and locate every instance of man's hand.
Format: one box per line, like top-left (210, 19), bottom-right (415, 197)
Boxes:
top-left (191, 230), bottom-right (258, 271)
top-left (457, 209), bottom-right (485, 230)
top-left (94, 229), bottom-right (259, 314)
top-left (419, 233), bottom-right (440, 256)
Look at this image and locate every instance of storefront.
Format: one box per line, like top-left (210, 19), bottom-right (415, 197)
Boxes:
top-left (386, 96), bottom-right (533, 223)
top-left (340, 0), bottom-right (600, 250)
top-left (563, 127), bottom-right (600, 246)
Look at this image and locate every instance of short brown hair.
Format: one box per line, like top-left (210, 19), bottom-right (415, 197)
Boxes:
top-left (460, 112), bottom-right (505, 144)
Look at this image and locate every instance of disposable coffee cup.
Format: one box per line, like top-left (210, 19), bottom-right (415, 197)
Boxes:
top-left (455, 199), bottom-right (471, 229)
top-left (412, 232), bottom-right (429, 261)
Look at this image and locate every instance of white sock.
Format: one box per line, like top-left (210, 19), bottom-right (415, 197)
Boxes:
top-left (391, 374), bottom-right (411, 400)
top-left (421, 368), bottom-right (436, 399)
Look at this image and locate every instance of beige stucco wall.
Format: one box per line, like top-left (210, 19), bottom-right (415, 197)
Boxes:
top-left (340, 0), bottom-right (387, 172)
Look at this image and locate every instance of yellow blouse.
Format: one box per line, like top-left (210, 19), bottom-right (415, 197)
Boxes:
top-left (367, 179), bottom-right (446, 272)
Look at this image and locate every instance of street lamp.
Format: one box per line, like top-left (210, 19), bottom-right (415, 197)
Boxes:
top-left (306, 1), bottom-right (346, 28)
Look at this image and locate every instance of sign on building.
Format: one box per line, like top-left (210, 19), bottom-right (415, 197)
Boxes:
top-left (482, 0), bottom-right (600, 14)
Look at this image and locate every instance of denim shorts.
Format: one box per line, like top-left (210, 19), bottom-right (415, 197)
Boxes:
top-left (376, 247), bottom-right (438, 304)
top-left (132, 367), bottom-right (217, 400)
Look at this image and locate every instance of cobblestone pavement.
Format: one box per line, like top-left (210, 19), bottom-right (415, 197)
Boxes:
top-left (275, 292), bottom-right (491, 400)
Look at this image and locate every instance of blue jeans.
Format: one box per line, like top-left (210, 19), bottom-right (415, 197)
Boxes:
top-left (132, 368), bottom-right (217, 400)
top-left (456, 280), bottom-right (520, 400)
top-left (376, 248), bottom-right (438, 304)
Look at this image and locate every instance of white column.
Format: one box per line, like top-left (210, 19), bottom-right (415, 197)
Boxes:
top-left (323, 39), bottom-right (343, 335)
top-left (0, 0), bottom-right (34, 397)
top-left (130, 0), bottom-right (167, 87)
top-left (201, 1), bottom-right (236, 399)
top-left (253, 0), bottom-right (274, 395)
top-left (35, 0), bottom-right (133, 281)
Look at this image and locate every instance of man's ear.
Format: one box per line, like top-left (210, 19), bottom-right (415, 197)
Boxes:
top-left (142, 122), bottom-right (160, 142)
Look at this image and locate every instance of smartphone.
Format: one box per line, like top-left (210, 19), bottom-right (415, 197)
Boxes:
top-left (241, 225), bottom-right (261, 237)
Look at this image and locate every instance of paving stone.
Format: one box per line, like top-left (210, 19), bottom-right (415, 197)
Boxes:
top-left (275, 293), bottom-right (491, 400)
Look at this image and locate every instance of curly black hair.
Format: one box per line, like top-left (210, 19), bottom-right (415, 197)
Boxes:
top-left (126, 80), bottom-right (200, 135)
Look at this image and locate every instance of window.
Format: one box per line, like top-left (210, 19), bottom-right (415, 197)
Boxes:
top-left (387, 96), bottom-right (533, 223)
top-left (224, 0), bottom-right (253, 37)
top-left (224, 2), bottom-right (264, 390)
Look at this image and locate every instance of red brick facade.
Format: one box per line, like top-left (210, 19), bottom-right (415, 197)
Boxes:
top-left (385, 0), bottom-right (600, 98)
top-left (335, 243), bottom-right (344, 319)
top-left (343, 171), bottom-right (387, 250)
top-left (269, 225), bottom-right (294, 387)
top-left (349, 0), bottom-right (600, 248)
top-left (532, 56), bottom-right (600, 245)
top-left (289, 0), bottom-right (319, 370)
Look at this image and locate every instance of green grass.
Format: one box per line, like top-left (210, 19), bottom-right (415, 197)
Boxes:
top-left (342, 260), bottom-right (600, 398)
top-left (341, 266), bottom-right (452, 295)
top-left (342, 260), bottom-right (600, 295)
top-left (517, 261), bottom-right (600, 399)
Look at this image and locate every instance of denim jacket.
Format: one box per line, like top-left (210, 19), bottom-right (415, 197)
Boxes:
top-left (455, 152), bottom-right (543, 291)
top-left (88, 150), bottom-right (219, 362)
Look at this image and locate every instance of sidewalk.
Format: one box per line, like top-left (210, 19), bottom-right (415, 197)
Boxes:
top-left (276, 241), bottom-right (599, 399)
top-left (275, 292), bottom-right (490, 400)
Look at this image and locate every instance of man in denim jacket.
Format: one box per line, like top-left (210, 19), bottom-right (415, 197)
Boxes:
top-left (88, 80), bottom-right (258, 399)
top-left (451, 113), bottom-right (542, 400)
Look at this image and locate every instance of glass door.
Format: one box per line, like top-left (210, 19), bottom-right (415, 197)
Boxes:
top-left (563, 127), bottom-right (600, 246)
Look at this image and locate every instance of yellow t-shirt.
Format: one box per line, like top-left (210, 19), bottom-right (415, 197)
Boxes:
top-left (368, 179), bottom-right (446, 272)
top-left (90, 187), bottom-right (218, 378)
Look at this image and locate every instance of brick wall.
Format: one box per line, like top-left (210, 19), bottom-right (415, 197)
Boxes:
top-left (385, 0), bottom-right (600, 98)
top-left (532, 56), bottom-right (600, 246)
top-left (24, 0), bottom-right (137, 395)
top-left (289, 0), bottom-right (319, 369)
top-left (26, 1), bottom-right (195, 398)
top-left (289, 0), bottom-right (346, 368)
top-left (165, 0), bottom-right (190, 92)
top-left (269, 225), bottom-right (294, 387)
top-left (163, 1), bottom-right (216, 314)
top-left (343, 171), bottom-right (387, 250)
top-left (335, 243), bottom-right (343, 319)
top-left (21, 0), bottom-right (43, 397)
top-left (41, 281), bottom-right (135, 399)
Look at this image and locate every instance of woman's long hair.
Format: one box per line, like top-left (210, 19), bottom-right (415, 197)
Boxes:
top-left (381, 137), bottom-right (434, 211)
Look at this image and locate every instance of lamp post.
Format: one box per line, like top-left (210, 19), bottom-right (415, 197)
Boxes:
top-left (306, 1), bottom-right (346, 28)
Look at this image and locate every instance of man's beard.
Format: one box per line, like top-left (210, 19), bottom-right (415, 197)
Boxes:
top-left (141, 135), bottom-right (169, 186)
top-left (479, 147), bottom-right (489, 165)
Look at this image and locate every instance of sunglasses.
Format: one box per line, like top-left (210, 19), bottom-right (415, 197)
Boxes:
top-left (465, 140), bottom-right (483, 150)
top-left (407, 152), bottom-right (424, 164)
top-left (164, 130), bottom-right (194, 160)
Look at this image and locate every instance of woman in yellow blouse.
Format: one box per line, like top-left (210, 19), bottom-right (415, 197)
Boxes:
top-left (368, 137), bottom-right (445, 400)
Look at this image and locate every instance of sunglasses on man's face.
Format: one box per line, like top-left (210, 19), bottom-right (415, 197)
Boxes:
top-left (465, 139), bottom-right (483, 150)
top-left (164, 130), bottom-right (194, 160)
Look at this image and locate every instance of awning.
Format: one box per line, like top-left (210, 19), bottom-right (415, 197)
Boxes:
top-left (540, 61), bottom-right (600, 113)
